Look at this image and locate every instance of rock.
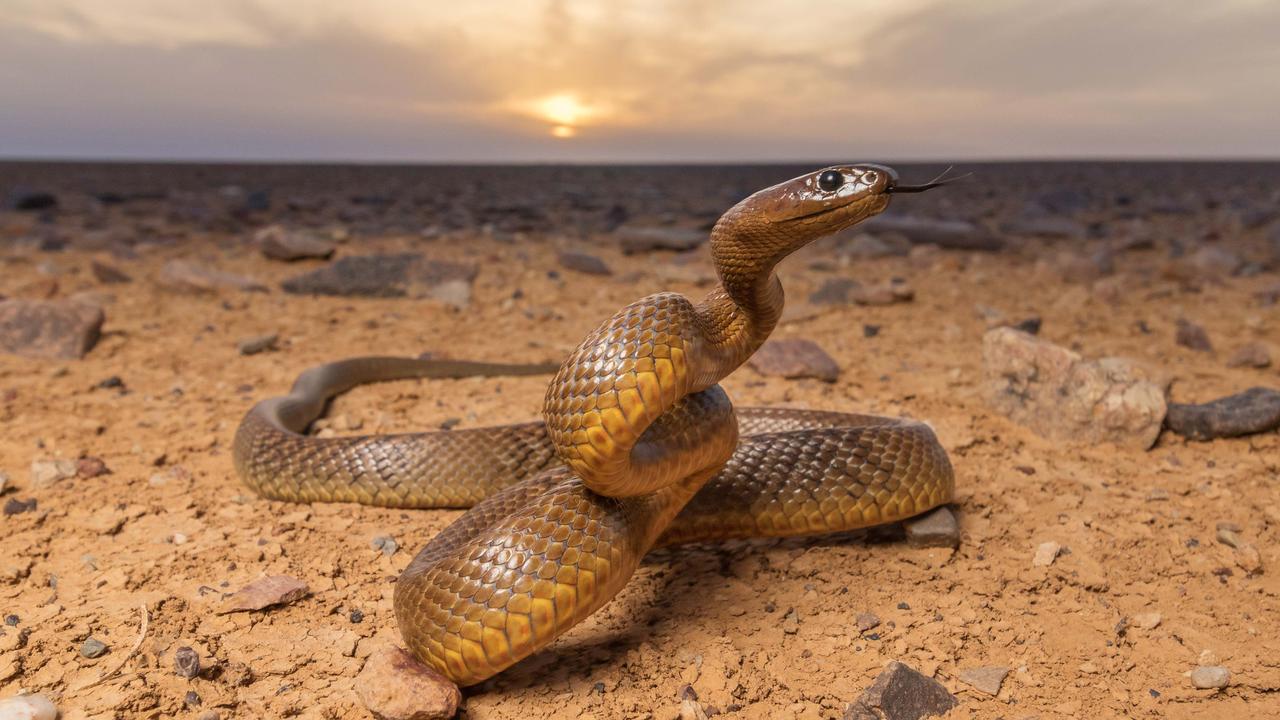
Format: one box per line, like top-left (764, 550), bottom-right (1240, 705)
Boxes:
top-left (1033, 541), bottom-right (1061, 567)
top-left (957, 665), bottom-right (1010, 696)
top-left (983, 327), bottom-right (1168, 449)
top-left (30, 458), bottom-right (77, 487)
top-left (838, 232), bottom-right (913, 259)
top-left (862, 215), bottom-right (1004, 251)
top-left (371, 535), bottom-right (399, 557)
top-left (856, 613), bottom-right (881, 632)
top-left (4, 189), bottom-right (58, 212)
top-left (810, 277), bottom-right (912, 306)
top-left (616, 226), bottom-right (706, 254)
top-left (1001, 213), bottom-right (1086, 240)
top-left (1132, 612), bottom-right (1162, 630)
top-left (237, 333), bottom-right (279, 355)
top-left (843, 661), bottom-right (958, 720)
top-left (76, 457), bottom-right (110, 479)
top-left (3, 498), bottom-right (36, 516)
top-left (810, 278), bottom-right (860, 305)
top-left (356, 646), bottom-right (461, 720)
top-left (256, 226), bottom-right (336, 261)
top-left (218, 575), bottom-right (310, 614)
top-left (1190, 666), bottom-right (1230, 690)
top-left (903, 507), bottom-right (959, 549)
top-left (1227, 342), bottom-right (1271, 369)
top-left (80, 637), bottom-right (108, 658)
top-left (1059, 250), bottom-right (1114, 283)
top-left (0, 298), bottom-right (104, 359)
top-left (1188, 246), bottom-right (1244, 277)
top-left (90, 261), bottom-right (132, 284)
top-left (748, 338), bottom-right (840, 382)
top-left (159, 260), bottom-right (268, 294)
top-left (174, 646), bottom-right (200, 679)
top-left (0, 693), bottom-right (58, 720)
top-left (281, 254), bottom-right (476, 305)
top-left (1176, 319), bottom-right (1213, 353)
top-left (557, 251), bottom-right (612, 276)
top-left (1165, 387), bottom-right (1280, 440)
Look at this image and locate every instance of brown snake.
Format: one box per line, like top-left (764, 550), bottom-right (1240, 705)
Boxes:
top-left (233, 165), bottom-right (956, 687)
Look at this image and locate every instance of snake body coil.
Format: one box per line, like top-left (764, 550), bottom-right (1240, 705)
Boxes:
top-left (233, 165), bottom-right (955, 686)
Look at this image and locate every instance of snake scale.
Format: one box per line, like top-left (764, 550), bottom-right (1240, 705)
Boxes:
top-left (233, 164), bottom-right (956, 687)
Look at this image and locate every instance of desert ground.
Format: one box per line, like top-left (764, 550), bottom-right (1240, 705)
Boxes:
top-left (1, 161), bottom-right (1279, 719)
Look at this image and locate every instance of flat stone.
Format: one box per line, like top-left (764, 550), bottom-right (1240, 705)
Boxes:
top-left (863, 215), bottom-right (1004, 251)
top-left (856, 613), bottom-right (882, 632)
top-left (748, 338), bottom-right (840, 382)
top-left (843, 661), bottom-right (958, 720)
top-left (237, 333), bottom-right (279, 356)
top-left (1190, 666), bottom-right (1230, 690)
top-left (1188, 246), bottom-right (1244, 277)
top-left (615, 226), bottom-right (707, 254)
top-left (1165, 387), bottom-right (1280, 440)
top-left (159, 260), bottom-right (268, 294)
top-left (958, 665), bottom-right (1010, 696)
top-left (255, 225), bottom-right (335, 261)
top-left (80, 637), bottom-right (108, 659)
top-left (838, 232), bottom-right (913, 259)
top-left (0, 693), bottom-right (58, 720)
top-left (218, 575), bottom-right (310, 614)
top-left (903, 507), bottom-right (959, 548)
top-left (1226, 342), bottom-right (1271, 369)
top-left (4, 189), bottom-right (58, 212)
top-left (557, 251), bottom-right (612, 276)
top-left (0, 299), bottom-right (104, 359)
top-left (1132, 612), bottom-right (1162, 630)
top-left (90, 261), bottom-right (132, 284)
top-left (30, 458), bottom-right (77, 487)
top-left (1033, 541), bottom-right (1061, 567)
top-left (1000, 214), bottom-right (1086, 239)
top-left (1176, 319), bottom-right (1213, 353)
top-left (356, 646), bottom-right (461, 720)
top-left (281, 254), bottom-right (476, 302)
top-left (983, 327), bottom-right (1168, 449)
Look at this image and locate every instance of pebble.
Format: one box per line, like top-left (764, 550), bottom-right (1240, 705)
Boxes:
top-left (556, 251), bottom-right (612, 276)
top-left (356, 646), bottom-right (461, 720)
top-left (856, 612), bottom-right (881, 632)
top-left (237, 333), bottom-right (279, 355)
top-left (30, 458), bottom-right (77, 487)
top-left (1165, 387), bottom-right (1280, 440)
top-left (76, 457), bottom-right (110, 479)
top-left (1000, 214), bottom-right (1086, 240)
top-left (174, 646), bottom-right (201, 679)
top-left (838, 232), bottom-right (912, 259)
top-left (282, 254), bottom-right (475, 307)
top-left (844, 661), bottom-right (958, 720)
top-left (90, 260), bottom-right (132, 284)
top-left (809, 277), bottom-right (913, 306)
top-left (863, 214), bottom-right (1004, 251)
top-left (615, 226), bottom-right (707, 254)
top-left (159, 260), bottom-right (268, 294)
top-left (1226, 342), bottom-right (1272, 369)
top-left (218, 575), bottom-right (310, 613)
top-left (903, 506), bottom-right (960, 549)
top-left (958, 665), bottom-right (1010, 696)
top-left (1132, 612), bottom-right (1162, 630)
top-left (371, 535), bottom-right (399, 557)
top-left (80, 636), bottom-right (108, 658)
top-left (2, 499), bottom-right (36, 516)
top-left (1175, 319), bottom-right (1213, 352)
top-left (1190, 665), bottom-right (1230, 690)
top-left (747, 338), bottom-right (840, 382)
top-left (0, 693), bottom-right (57, 720)
top-left (1215, 524), bottom-right (1242, 549)
top-left (256, 225), bottom-right (336, 261)
top-left (0, 298), bottom-right (105, 359)
top-left (1033, 541), bottom-right (1062, 567)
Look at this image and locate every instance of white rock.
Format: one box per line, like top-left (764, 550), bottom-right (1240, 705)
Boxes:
top-left (30, 458), bottom-right (76, 487)
top-left (0, 693), bottom-right (58, 720)
top-left (1190, 665), bottom-right (1230, 689)
top-left (1033, 541), bottom-right (1062, 567)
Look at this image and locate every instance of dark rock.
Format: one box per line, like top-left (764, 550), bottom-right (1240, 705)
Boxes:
top-left (281, 254), bottom-right (476, 306)
top-left (1176, 319), bottom-right (1213, 353)
top-left (809, 278), bottom-right (912, 306)
top-left (3, 498), bottom-right (37, 515)
top-left (174, 646), bottom-right (201, 679)
top-left (80, 637), bottom-right (108, 658)
top-left (1166, 387), bottom-right (1280, 440)
top-left (863, 215), bottom-right (1003, 251)
top-left (863, 324), bottom-right (881, 338)
top-left (159, 260), bottom-right (268, 294)
top-left (1012, 317), bottom-right (1042, 335)
top-left (76, 457), bottom-right (110, 479)
top-left (237, 333), bottom-right (279, 356)
top-left (557, 251), bottom-right (612, 276)
top-left (903, 507), bottom-right (959, 548)
top-left (256, 226), bottom-right (336, 262)
top-left (91, 261), bottom-right (132, 284)
top-left (616, 226), bottom-right (707, 254)
top-left (4, 189), bottom-right (58, 212)
top-left (748, 339), bottom-right (840, 382)
top-left (838, 233), bottom-right (913, 259)
top-left (0, 299), bottom-right (104, 359)
top-left (97, 376), bottom-right (125, 390)
top-left (843, 661), bottom-right (958, 720)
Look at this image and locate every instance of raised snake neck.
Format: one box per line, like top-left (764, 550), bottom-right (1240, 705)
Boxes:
top-left (233, 164), bottom-right (954, 686)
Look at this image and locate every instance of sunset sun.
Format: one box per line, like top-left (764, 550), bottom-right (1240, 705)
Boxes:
top-left (531, 93), bottom-right (599, 139)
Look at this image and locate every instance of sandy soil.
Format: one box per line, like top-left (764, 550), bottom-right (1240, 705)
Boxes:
top-left (1, 163), bottom-right (1279, 719)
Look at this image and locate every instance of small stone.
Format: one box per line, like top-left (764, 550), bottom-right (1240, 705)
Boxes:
top-left (1012, 316), bottom-right (1042, 335)
top-left (80, 637), bottom-right (108, 659)
top-left (349, 609), bottom-right (365, 624)
top-left (3, 615), bottom-right (17, 626)
top-left (371, 535), bottom-right (399, 557)
top-left (282, 254), bottom-right (475, 300)
top-left (1226, 342), bottom-right (1271, 369)
top-left (76, 457), bottom-right (110, 479)
top-left (958, 666), bottom-right (1010, 696)
top-left (1132, 612), bottom-right (1162, 630)
top-left (218, 575), bottom-right (310, 614)
top-left (556, 251), bottom-right (612, 276)
top-left (0, 298), bottom-right (104, 359)
top-left (0, 693), bottom-right (58, 720)
top-left (616, 226), bottom-right (706, 254)
top-left (1033, 541), bottom-right (1061, 567)
top-left (184, 691), bottom-right (201, 707)
top-left (1188, 246), bottom-right (1244, 278)
top-left (1166, 387), bottom-right (1280, 440)
top-left (30, 458), bottom-right (77, 487)
top-left (863, 215), bottom-right (1004, 251)
top-left (856, 613), bottom-right (881, 632)
top-left (748, 338), bottom-right (840, 382)
top-left (851, 278), bottom-right (914, 306)
top-left (1190, 666), bottom-right (1230, 690)
top-left (843, 660), bottom-right (958, 720)
top-left (1176, 319), bottom-right (1213, 352)
top-left (903, 507), bottom-right (959, 549)
top-left (356, 646), bottom-right (461, 720)
top-left (174, 646), bottom-right (201, 679)
top-left (839, 232), bottom-right (913, 259)
top-left (159, 260), bottom-right (268, 294)
top-left (3, 498), bottom-right (36, 516)
top-left (256, 225), bottom-right (336, 261)
top-left (237, 333), bottom-right (279, 355)
top-left (90, 261), bottom-right (132, 284)
top-left (1216, 525), bottom-right (1242, 549)
top-left (1234, 544), bottom-right (1263, 574)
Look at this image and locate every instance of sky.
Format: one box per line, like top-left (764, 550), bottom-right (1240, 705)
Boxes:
top-left (1, 0), bottom-right (1278, 162)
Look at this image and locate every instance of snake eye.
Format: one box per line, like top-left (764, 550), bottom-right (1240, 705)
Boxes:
top-left (817, 170), bottom-right (843, 192)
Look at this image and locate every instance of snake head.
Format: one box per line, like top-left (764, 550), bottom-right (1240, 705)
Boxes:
top-left (753, 164), bottom-right (898, 232)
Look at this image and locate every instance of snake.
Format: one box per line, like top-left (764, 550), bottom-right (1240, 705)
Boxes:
top-left (232, 164), bottom-right (956, 687)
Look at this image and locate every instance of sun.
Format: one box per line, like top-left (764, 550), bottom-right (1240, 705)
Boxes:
top-left (528, 93), bottom-right (601, 138)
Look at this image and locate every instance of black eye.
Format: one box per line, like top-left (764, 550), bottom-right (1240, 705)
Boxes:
top-left (817, 170), bottom-right (843, 192)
